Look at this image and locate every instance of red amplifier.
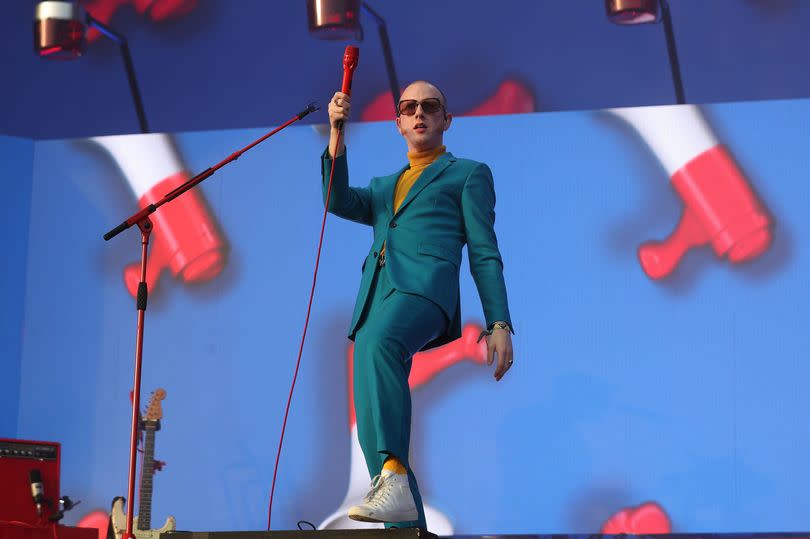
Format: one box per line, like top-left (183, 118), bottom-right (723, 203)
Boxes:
top-left (0, 439), bottom-right (60, 524)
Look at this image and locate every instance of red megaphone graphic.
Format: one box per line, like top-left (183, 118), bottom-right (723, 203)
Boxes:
top-left (90, 133), bottom-right (227, 296)
top-left (608, 105), bottom-right (772, 279)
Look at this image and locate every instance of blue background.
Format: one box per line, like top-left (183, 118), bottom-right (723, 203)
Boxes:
top-left (4, 97), bottom-right (810, 532)
top-left (0, 134), bottom-right (34, 438)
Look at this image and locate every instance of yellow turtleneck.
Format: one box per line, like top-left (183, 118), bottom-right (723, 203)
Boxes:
top-left (393, 145), bottom-right (446, 213)
top-left (380, 145), bottom-right (446, 260)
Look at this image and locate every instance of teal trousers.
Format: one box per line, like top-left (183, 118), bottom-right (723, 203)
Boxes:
top-left (353, 263), bottom-right (447, 530)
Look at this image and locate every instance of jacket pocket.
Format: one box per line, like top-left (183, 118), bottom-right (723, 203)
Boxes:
top-left (418, 242), bottom-right (460, 268)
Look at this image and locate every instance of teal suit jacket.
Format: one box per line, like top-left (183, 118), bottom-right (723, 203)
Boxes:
top-left (321, 148), bottom-right (513, 350)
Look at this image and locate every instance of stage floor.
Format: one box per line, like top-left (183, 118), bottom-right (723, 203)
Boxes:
top-left (163, 530), bottom-right (810, 539)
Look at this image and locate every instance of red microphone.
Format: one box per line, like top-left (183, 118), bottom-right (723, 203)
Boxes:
top-left (341, 45), bottom-right (359, 96)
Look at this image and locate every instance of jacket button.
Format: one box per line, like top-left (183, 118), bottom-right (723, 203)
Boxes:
top-left (373, 251), bottom-right (378, 258)
top-left (389, 222), bottom-right (397, 228)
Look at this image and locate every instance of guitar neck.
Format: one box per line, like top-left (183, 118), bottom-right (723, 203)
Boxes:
top-left (137, 425), bottom-right (157, 530)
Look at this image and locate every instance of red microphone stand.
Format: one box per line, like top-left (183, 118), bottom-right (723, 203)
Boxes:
top-left (102, 102), bottom-right (319, 539)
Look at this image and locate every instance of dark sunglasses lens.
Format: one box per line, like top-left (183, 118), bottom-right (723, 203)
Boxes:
top-left (398, 100), bottom-right (418, 115)
top-left (421, 99), bottom-right (442, 114)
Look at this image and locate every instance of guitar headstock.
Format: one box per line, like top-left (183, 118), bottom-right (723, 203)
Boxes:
top-left (144, 388), bottom-right (166, 422)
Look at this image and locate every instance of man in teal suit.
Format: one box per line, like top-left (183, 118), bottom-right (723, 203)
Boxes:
top-left (322, 81), bottom-right (514, 530)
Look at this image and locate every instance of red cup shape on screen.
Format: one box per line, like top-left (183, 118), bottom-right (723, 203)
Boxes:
top-left (90, 133), bottom-right (226, 296)
top-left (607, 104), bottom-right (772, 280)
top-left (602, 501), bottom-right (672, 534)
top-left (639, 144), bottom-right (772, 279)
top-left (123, 170), bottom-right (226, 295)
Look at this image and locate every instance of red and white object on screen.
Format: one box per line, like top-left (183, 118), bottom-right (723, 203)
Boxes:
top-left (608, 104), bottom-right (773, 280)
top-left (90, 133), bottom-right (226, 296)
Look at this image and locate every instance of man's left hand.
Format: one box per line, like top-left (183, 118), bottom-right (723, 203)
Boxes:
top-left (487, 327), bottom-right (514, 381)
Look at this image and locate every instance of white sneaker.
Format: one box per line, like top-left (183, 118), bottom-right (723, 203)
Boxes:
top-left (348, 469), bottom-right (418, 523)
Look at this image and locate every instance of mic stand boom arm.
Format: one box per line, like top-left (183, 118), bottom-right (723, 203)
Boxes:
top-left (101, 102), bottom-right (319, 539)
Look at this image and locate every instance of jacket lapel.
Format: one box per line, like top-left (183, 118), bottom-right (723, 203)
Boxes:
top-left (394, 152), bottom-right (455, 217)
top-left (382, 164), bottom-right (408, 216)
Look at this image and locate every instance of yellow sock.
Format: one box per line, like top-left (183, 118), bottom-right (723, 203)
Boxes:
top-left (383, 455), bottom-right (407, 475)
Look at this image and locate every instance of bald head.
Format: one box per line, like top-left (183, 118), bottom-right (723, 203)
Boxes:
top-left (401, 80), bottom-right (448, 109)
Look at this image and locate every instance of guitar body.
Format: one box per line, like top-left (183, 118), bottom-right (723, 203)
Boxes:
top-left (110, 497), bottom-right (176, 539)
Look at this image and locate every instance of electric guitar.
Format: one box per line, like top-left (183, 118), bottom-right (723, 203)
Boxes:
top-left (110, 389), bottom-right (176, 539)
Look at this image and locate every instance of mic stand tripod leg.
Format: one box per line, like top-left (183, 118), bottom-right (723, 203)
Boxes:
top-left (124, 217), bottom-right (152, 539)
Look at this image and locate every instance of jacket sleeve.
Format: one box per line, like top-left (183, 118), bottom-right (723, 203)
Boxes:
top-left (321, 147), bottom-right (373, 226)
top-left (461, 163), bottom-right (514, 334)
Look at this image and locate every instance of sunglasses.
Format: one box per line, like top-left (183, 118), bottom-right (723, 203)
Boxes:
top-left (397, 98), bottom-right (445, 116)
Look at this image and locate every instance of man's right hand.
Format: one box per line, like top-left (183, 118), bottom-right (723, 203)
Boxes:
top-left (328, 91), bottom-right (351, 158)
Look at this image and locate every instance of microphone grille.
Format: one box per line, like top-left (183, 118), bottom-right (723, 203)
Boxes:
top-left (343, 45), bottom-right (359, 69)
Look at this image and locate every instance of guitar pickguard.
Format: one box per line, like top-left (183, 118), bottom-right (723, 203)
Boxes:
top-left (110, 494), bottom-right (176, 539)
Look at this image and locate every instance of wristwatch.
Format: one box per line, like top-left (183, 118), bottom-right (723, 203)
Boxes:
top-left (477, 321), bottom-right (511, 343)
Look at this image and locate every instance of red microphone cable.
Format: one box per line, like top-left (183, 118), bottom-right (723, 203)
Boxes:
top-left (266, 46), bottom-right (359, 530)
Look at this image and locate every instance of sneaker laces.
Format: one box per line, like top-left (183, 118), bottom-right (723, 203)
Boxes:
top-left (362, 474), bottom-right (392, 507)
